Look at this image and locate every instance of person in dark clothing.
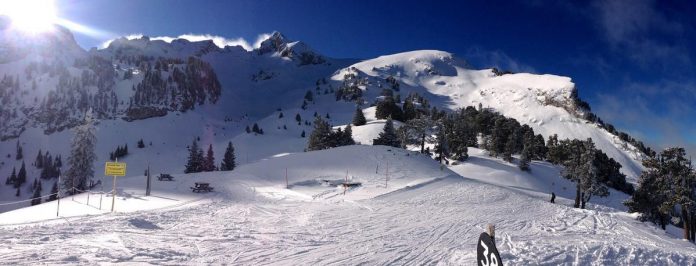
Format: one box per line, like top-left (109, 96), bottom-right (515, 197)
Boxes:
top-left (550, 192), bottom-right (556, 203)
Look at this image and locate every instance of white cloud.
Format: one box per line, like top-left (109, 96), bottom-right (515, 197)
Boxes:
top-left (592, 0), bottom-right (690, 68)
top-left (100, 33), bottom-right (273, 51)
top-left (463, 46), bottom-right (536, 73)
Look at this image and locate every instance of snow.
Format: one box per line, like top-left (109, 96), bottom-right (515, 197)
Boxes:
top-left (332, 50), bottom-right (646, 181)
top-left (0, 145), bottom-right (694, 265)
top-left (0, 32), bottom-right (690, 264)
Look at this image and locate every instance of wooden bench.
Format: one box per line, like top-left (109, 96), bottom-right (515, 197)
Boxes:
top-left (191, 182), bottom-right (214, 193)
top-left (158, 174), bottom-right (174, 181)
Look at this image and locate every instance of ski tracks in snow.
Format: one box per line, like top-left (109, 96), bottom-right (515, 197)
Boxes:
top-left (1, 178), bottom-right (695, 264)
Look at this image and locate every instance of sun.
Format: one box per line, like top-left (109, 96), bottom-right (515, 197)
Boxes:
top-left (0, 0), bottom-right (58, 33)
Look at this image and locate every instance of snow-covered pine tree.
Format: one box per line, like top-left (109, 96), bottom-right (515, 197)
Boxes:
top-left (295, 113), bottom-right (302, 125)
top-left (626, 152), bottom-right (672, 229)
top-left (577, 138), bottom-right (608, 209)
top-left (352, 107), bottom-right (367, 126)
top-left (373, 118), bottom-right (401, 148)
top-left (301, 130), bottom-right (305, 138)
top-left (64, 110), bottom-right (97, 193)
top-left (402, 117), bottom-right (435, 153)
top-left (220, 142), bottom-right (236, 171)
top-left (203, 144), bottom-right (216, 172)
top-left (434, 126), bottom-right (449, 164)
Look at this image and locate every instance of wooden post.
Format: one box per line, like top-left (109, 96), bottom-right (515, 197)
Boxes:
top-left (385, 161), bottom-right (389, 188)
top-left (56, 175), bottom-right (61, 217)
top-left (145, 162), bottom-right (151, 196)
top-left (99, 176), bottom-right (103, 210)
top-left (111, 157), bottom-right (117, 212)
top-left (343, 170), bottom-right (348, 195)
top-left (285, 168), bottom-right (289, 189)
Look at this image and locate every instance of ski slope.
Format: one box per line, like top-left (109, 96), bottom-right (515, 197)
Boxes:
top-left (0, 145), bottom-right (694, 265)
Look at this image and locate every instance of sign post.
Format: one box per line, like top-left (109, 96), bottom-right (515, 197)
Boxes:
top-left (56, 174), bottom-right (61, 217)
top-left (104, 159), bottom-right (126, 213)
top-left (145, 163), bottom-right (151, 196)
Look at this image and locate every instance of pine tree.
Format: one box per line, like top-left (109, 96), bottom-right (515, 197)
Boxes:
top-left (399, 118), bottom-right (435, 153)
top-left (245, 125), bottom-right (251, 133)
top-left (220, 142), bottom-right (236, 171)
top-left (5, 167), bottom-right (16, 185)
top-left (35, 149), bottom-right (43, 169)
top-left (31, 181), bottom-right (42, 206)
top-left (185, 139), bottom-right (204, 173)
top-left (352, 107), bottom-right (367, 126)
top-left (64, 110), bottom-right (97, 193)
top-left (373, 118), bottom-right (401, 147)
top-left (375, 98), bottom-right (403, 121)
top-left (626, 156), bottom-right (671, 229)
top-left (578, 139), bottom-right (608, 209)
top-left (137, 139), bottom-right (145, 148)
top-left (304, 90), bottom-right (314, 102)
top-left (203, 144), bottom-right (215, 172)
top-left (434, 126), bottom-right (449, 164)
top-left (278, 112), bottom-right (284, 119)
top-left (519, 144), bottom-right (531, 171)
top-left (341, 124), bottom-right (355, 146)
top-left (307, 116), bottom-right (332, 151)
top-left (301, 130), bottom-right (305, 138)
top-left (295, 113), bottom-right (302, 124)
top-left (252, 123), bottom-right (261, 134)
top-left (15, 141), bottom-right (22, 160)
top-left (47, 181), bottom-right (59, 201)
top-left (16, 161), bottom-right (27, 188)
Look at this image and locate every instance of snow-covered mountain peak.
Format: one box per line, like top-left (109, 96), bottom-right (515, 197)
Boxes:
top-left (255, 31), bottom-right (326, 65)
top-left (99, 35), bottom-right (226, 59)
top-left (331, 49), bottom-right (644, 179)
top-left (0, 20), bottom-right (86, 64)
top-left (256, 31), bottom-right (288, 54)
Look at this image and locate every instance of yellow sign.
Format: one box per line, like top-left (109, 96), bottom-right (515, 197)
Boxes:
top-left (105, 162), bottom-right (126, 176)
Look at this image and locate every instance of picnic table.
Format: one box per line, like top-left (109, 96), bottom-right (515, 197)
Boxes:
top-left (158, 173), bottom-right (174, 181)
top-left (191, 182), bottom-right (214, 193)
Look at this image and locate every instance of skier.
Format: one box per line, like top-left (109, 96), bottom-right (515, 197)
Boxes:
top-left (550, 192), bottom-right (556, 203)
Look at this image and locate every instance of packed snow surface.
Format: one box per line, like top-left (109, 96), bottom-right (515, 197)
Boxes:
top-left (0, 146), bottom-right (693, 265)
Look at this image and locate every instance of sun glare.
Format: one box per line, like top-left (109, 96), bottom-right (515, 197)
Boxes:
top-left (0, 0), bottom-right (58, 33)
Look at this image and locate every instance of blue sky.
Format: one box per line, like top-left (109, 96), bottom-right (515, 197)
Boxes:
top-left (57, 0), bottom-right (696, 152)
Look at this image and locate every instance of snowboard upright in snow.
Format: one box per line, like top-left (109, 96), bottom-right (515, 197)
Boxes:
top-left (477, 232), bottom-right (502, 266)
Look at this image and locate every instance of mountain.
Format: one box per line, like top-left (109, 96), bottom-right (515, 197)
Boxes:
top-left (0, 29), bottom-right (648, 213)
top-left (327, 50), bottom-right (646, 180)
top-left (1, 27), bottom-right (692, 265)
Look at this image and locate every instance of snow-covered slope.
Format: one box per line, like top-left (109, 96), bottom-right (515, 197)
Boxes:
top-left (329, 50), bottom-right (645, 180)
top-left (0, 145), bottom-right (692, 264)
